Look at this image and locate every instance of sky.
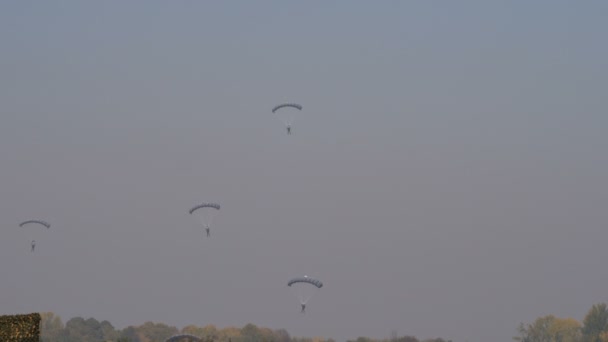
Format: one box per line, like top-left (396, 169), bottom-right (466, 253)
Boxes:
top-left (1, 1), bottom-right (607, 342)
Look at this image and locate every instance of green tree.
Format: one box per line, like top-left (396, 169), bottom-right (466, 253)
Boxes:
top-left (273, 329), bottom-right (290, 342)
top-left (99, 320), bottom-right (121, 341)
top-left (241, 324), bottom-right (262, 342)
top-left (120, 326), bottom-right (141, 342)
top-left (515, 315), bottom-right (557, 342)
top-left (63, 317), bottom-right (105, 342)
top-left (396, 337), bottom-right (419, 342)
top-left (582, 303), bottom-right (608, 342)
top-left (347, 337), bottom-right (373, 342)
top-left (40, 312), bottom-right (66, 342)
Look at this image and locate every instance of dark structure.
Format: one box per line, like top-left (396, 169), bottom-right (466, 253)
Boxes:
top-left (0, 313), bottom-right (41, 342)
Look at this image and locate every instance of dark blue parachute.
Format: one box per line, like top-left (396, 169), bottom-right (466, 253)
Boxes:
top-left (272, 103), bottom-right (302, 113)
top-left (19, 220), bottom-right (50, 229)
top-left (188, 203), bottom-right (220, 215)
top-left (165, 335), bottom-right (203, 342)
top-left (288, 276), bottom-right (323, 288)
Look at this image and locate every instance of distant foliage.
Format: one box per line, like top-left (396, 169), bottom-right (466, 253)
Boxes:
top-left (346, 334), bottom-right (450, 342)
top-left (515, 302), bottom-right (608, 342)
top-left (582, 303), bottom-right (608, 342)
top-left (37, 313), bottom-right (450, 342)
top-left (515, 315), bottom-right (581, 342)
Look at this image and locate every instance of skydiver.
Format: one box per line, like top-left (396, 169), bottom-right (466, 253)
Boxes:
top-left (301, 304), bottom-right (306, 313)
top-left (287, 126), bottom-right (292, 135)
top-left (206, 227), bottom-right (210, 237)
top-left (31, 240), bottom-right (36, 252)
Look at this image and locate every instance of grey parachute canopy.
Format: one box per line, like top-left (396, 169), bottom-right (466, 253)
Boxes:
top-left (272, 103), bottom-right (303, 131)
top-left (165, 335), bottom-right (203, 342)
top-left (272, 103), bottom-right (302, 113)
top-left (189, 203), bottom-right (220, 215)
top-left (288, 276), bottom-right (323, 288)
top-left (19, 220), bottom-right (50, 229)
top-left (288, 275), bottom-right (323, 306)
top-left (189, 202), bottom-right (221, 233)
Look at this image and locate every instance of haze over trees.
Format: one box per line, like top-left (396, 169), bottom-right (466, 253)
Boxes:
top-left (515, 303), bottom-right (608, 342)
top-left (39, 312), bottom-right (451, 342)
top-left (38, 302), bottom-right (608, 342)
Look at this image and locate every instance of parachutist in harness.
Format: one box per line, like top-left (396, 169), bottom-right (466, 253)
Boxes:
top-left (288, 276), bottom-right (323, 315)
top-left (272, 103), bottom-right (301, 135)
top-left (19, 220), bottom-right (50, 253)
top-left (189, 203), bottom-right (220, 238)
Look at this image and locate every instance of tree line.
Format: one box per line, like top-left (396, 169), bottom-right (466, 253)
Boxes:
top-left (515, 302), bottom-right (608, 342)
top-left (35, 302), bottom-right (608, 341)
top-left (39, 312), bottom-right (451, 342)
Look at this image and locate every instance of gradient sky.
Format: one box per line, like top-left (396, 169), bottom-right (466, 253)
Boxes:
top-left (1, 2), bottom-right (607, 342)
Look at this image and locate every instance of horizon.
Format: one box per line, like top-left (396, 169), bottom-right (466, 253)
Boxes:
top-left (1, 2), bottom-right (607, 342)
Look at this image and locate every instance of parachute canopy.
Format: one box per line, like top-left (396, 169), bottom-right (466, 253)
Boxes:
top-left (165, 335), bottom-right (202, 342)
top-left (189, 202), bottom-right (221, 233)
top-left (19, 220), bottom-right (50, 229)
top-left (288, 276), bottom-right (323, 288)
top-left (189, 203), bottom-right (220, 215)
top-left (272, 103), bottom-right (302, 113)
top-left (288, 275), bottom-right (323, 306)
top-left (272, 103), bottom-right (303, 131)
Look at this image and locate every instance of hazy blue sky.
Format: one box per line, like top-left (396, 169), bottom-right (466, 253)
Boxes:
top-left (1, 2), bottom-right (607, 342)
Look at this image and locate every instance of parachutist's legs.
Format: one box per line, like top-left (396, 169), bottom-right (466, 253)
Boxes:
top-left (206, 228), bottom-right (210, 237)
top-left (287, 126), bottom-right (291, 135)
top-left (301, 304), bottom-right (305, 313)
top-left (31, 240), bottom-right (35, 252)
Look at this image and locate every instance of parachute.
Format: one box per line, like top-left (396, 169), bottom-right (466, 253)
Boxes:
top-left (19, 220), bottom-right (50, 251)
top-left (272, 103), bottom-right (302, 133)
top-left (288, 275), bottom-right (323, 307)
top-left (189, 203), bottom-right (221, 235)
top-left (19, 220), bottom-right (50, 229)
top-left (288, 276), bottom-right (323, 288)
top-left (272, 103), bottom-right (302, 113)
top-left (165, 335), bottom-right (203, 342)
top-left (188, 203), bottom-right (220, 214)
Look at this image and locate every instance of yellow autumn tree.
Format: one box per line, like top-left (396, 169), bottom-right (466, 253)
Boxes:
top-left (548, 317), bottom-right (582, 342)
top-left (515, 315), bottom-right (582, 342)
